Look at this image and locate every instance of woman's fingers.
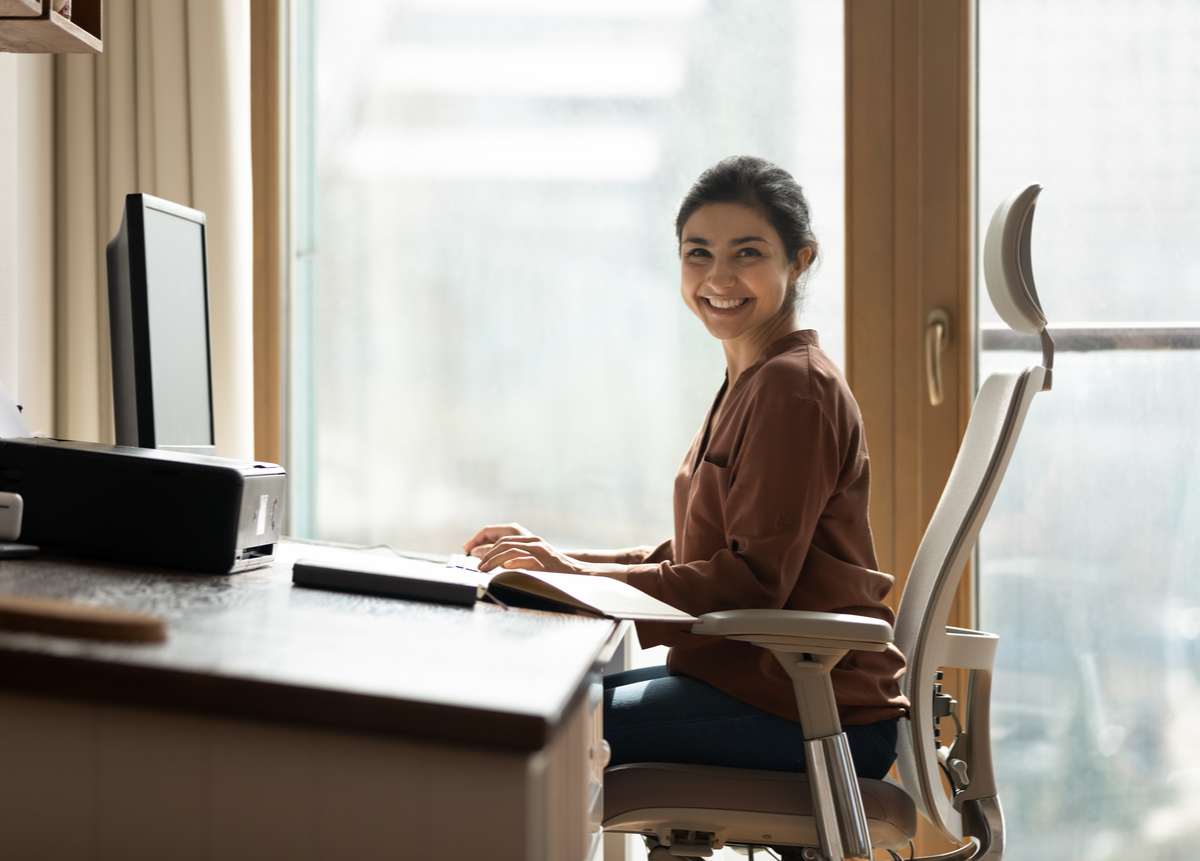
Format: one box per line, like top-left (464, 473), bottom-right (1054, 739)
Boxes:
top-left (463, 526), bottom-right (503, 554)
top-left (471, 532), bottom-right (590, 576)
top-left (479, 544), bottom-right (544, 572)
top-left (462, 523), bottom-right (532, 554)
top-left (502, 555), bottom-right (544, 571)
top-left (472, 534), bottom-right (540, 561)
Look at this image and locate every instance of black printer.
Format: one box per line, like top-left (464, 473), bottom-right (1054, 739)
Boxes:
top-left (0, 438), bottom-right (285, 574)
top-left (0, 194), bottom-right (288, 574)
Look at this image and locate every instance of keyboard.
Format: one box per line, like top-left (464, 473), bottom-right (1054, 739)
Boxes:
top-left (446, 553), bottom-right (481, 573)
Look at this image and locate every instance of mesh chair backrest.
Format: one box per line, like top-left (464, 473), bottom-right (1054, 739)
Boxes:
top-left (892, 364), bottom-right (1045, 839)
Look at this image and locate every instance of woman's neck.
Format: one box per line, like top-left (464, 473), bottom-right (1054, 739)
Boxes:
top-left (721, 312), bottom-right (802, 388)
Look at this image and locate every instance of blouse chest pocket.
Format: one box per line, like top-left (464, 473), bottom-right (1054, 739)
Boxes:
top-left (681, 457), bottom-right (733, 561)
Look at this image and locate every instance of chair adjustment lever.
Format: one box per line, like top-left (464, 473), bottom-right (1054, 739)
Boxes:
top-left (949, 758), bottom-right (971, 787)
top-left (932, 691), bottom-right (956, 719)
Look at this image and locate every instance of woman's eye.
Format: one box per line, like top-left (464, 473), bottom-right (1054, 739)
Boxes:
top-left (685, 248), bottom-right (711, 259)
top-left (737, 247), bottom-right (763, 257)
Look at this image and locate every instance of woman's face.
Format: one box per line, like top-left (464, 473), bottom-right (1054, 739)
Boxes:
top-left (679, 202), bottom-right (808, 345)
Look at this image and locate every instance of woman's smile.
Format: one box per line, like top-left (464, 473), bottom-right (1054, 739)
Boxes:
top-left (704, 296), bottom-right (753, 314)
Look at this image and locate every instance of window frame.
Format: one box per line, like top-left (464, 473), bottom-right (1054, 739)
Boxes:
top-left (845, 2), bottom-right (976, 855)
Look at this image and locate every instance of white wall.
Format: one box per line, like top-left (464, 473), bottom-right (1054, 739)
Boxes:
top-left (0, 53), bottom-right (56, 437)
top-left (16, 54), bottom-right (54, 437)
top-left (0, 55), bottom-right (15, 404)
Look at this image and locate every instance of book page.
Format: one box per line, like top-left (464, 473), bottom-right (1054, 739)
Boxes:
top-left (488, 570), bottom-right (695, 622)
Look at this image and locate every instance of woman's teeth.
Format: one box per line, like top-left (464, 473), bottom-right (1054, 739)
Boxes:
top-left (707, 298), bottom-right (749, 309)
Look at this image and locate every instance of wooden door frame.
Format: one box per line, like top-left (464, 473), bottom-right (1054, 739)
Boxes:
top-left (251, 0), bottom-right (283, 466)
top-left (845, 1), bottom-right (975, 854)
top-left (846, 0), bottom-right (975, 618)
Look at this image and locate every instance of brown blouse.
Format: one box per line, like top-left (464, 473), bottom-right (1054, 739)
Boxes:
top-left (621, 330), bottom-right (909, 726)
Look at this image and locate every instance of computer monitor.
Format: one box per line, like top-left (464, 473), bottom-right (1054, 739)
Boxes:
top-left (107, 193), bottom-right (216, 456)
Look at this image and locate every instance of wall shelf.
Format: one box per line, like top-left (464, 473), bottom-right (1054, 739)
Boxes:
top-left (0, 0), bottom-right (101, 53)
top-left (0, 0), bottom-right (42, 17)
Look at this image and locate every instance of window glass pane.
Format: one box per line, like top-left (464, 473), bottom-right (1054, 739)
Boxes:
top-left (979, 3), bottom-right (1200, 858)
top-left (305, 1), bottom-right (844, 552)
top-left (979, 1), bottom-right (1200, 325)
top-left (979, 350), bottom-right (1200, 860)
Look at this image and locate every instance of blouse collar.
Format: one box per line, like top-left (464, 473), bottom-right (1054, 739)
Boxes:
top-left (754, 329), bottom-right (820, 366)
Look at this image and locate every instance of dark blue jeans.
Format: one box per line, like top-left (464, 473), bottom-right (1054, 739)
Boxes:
top-left (604, 665), bottom-right (898, 780)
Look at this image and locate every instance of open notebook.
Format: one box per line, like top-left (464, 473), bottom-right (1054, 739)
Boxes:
top-left (290, 549), bottom-right (694, 623)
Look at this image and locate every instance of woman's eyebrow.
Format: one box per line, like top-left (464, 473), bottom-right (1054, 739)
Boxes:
top-left (682, 235), bottom-right (769, 246)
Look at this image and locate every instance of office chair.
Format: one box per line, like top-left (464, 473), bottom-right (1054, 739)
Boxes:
top-left (602, 184), bottom-right (1053, 861)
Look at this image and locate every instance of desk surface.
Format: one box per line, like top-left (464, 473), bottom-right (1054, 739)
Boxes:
top-left (0, 542), bottom-right (618, 751)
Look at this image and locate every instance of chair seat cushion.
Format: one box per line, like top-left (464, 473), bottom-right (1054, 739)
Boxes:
top-left (603, 762), bottom-right (917, 849)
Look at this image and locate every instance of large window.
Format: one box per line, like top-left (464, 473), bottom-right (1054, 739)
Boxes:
top-left (978, 2), bottom-right (1200, 857)
top-left (293, 0), bottom-right (845, 556)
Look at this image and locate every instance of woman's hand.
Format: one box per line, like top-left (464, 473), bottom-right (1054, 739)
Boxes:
top-left (462, 523), bottom-right (533, 559)
top-left (474, 533), bottom-right (591, 574)
top-left (464, 525), bottom-right (629, 581)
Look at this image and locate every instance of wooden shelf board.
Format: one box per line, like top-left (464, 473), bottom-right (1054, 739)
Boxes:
top-left (0, 8), bottom-right (101, 53)
top-left (0, 0), bottom-right (40, 17)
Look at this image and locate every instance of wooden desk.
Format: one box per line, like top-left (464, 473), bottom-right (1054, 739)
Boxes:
top-left (0, 543), bottom-right (621, 861)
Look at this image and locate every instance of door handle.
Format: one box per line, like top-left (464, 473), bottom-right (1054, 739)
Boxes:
top-left (926, 309), bottom-right (951, 406)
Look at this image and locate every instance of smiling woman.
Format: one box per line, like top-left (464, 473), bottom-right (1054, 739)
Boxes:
top-left (675, 155), bottom-right (820, 392)
top-left (465, 156), bottom-right (908, 781)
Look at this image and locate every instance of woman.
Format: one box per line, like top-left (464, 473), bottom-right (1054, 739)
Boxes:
top-left (464, 156), bottom-right (908, 779)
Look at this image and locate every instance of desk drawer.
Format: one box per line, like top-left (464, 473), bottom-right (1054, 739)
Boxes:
top-left (0, 690), bottom-right (598, 861)
top-left (527, 676), bottom-right (605, 861)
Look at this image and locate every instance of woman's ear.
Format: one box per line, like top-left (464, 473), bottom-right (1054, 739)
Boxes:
top-left (791, 248), bottom-right (813, 281)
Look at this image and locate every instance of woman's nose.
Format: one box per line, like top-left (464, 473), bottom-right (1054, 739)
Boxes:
top-left (708, 258), bottom-right (736, 290)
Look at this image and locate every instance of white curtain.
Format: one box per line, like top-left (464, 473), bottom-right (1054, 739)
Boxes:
top-left (55, 0), bottom-right (254, 459)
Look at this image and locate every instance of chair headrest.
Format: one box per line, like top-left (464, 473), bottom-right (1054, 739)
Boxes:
top-left (983, 184), bottom-right (1047, 336)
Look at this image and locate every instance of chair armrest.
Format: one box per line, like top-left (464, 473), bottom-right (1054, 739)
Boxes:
top-left (691, 609), bottom-right (893, 655)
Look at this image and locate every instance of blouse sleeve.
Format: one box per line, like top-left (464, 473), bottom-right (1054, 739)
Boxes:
top-left (613, 540), bottom-right (674, 566)
top-left (626, 392), bottom-right (844, 648)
